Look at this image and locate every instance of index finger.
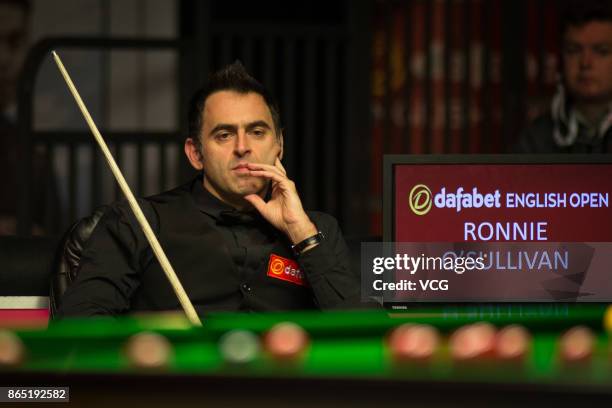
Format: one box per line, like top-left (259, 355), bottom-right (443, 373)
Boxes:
top-left (275, 157), bottom-right (287, 175)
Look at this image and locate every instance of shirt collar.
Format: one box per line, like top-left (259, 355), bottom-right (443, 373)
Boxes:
top-left (572, 103), bottom-right (612, 138)
top-left (190, 174), bottom-right (263, 225)
top-left (573, 109), bottom-right (597, 137)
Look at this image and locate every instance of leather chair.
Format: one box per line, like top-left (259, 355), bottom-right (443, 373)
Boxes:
top-left (49, 206), bottom-right (109, 318)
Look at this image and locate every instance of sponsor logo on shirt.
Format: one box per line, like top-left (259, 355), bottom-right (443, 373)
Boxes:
top-left (267, 254), bottom-right (308, 286)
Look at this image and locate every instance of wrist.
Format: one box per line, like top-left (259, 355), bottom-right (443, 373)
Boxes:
top-left (292, 231), bottom-right (325, 256)
top-left (286, 219), bottom-right (317, 245)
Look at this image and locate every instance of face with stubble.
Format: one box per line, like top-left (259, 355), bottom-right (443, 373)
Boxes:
top-left (563, 21), bottom-right (612, 104)
top-left (184, 90), bottom-right (283, 208)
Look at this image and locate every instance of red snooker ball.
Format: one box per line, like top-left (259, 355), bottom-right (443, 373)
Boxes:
top-left (559, 326), bottom-right (595, 364)
top-left (0, 330), bottom-right (25, 367)
top-left (124, 331), bottom-right (173, 369)
top-left (495, 325), bottom-right (531, 361)
top-left (264, 322), bottom-right (309, 361)
top-left (387, 323), bottom-right (440, 362)
top-left (449, 322), bottom-right (497, 361)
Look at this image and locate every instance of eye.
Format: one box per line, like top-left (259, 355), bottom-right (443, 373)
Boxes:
top-left (251, 128), bottom-right (266, 138)
top-left (594, 45), bottom-right (611, 56)
top-left (215, 132), bottom-right (232, 141)
top-left (564, 44), bottom-right (580, 55)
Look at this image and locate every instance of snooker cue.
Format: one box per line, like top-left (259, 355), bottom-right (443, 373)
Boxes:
top-left (52, 51), bottom-right (202, 327)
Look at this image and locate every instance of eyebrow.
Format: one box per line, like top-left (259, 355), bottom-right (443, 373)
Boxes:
top-left (209, 120), bottom-right (272, 136)
top-left (209, 123), bottom-right (238, 136)
top-left (245, 120), bottom-right (272, 132)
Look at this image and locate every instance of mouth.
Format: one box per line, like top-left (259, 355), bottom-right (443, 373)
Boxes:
top-left (232, 163), bottom-right (251, 174)
top-left (577, 77), bottom-right (596, 84)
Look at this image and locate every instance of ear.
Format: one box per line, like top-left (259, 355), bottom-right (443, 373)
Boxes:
top-left (277, 131), bottom-right (284, 160)
top-left (184, 138), bottom-right (204, 170)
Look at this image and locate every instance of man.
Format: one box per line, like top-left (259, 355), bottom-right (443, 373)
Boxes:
top-left (516, 0), bottom-right (612, 153)
top-left (1, 0), bottom-right (31, 234)
top-left (0, 0), bottom-right (57, 234)
top-left (0, 0), bottom-right (29, 115)
top-left (58, 62), bottom-right (360, 316)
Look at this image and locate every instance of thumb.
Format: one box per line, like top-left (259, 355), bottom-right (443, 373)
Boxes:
top-left (244, 194), bottom-right (267, 214)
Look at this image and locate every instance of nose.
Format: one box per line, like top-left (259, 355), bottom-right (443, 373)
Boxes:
top-left (579, 50), bottom-right (593, 70)
top-left (233, 131), bottom-right (251, 157)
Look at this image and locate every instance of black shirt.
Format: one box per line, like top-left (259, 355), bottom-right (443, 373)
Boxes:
top-left (57, 176), bottom-right (360, 317)
top-left (515, 113), bottom-right (612, 154)
top-left (195, 181), bottom-right (281, 295)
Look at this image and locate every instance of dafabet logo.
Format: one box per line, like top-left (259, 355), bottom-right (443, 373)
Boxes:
top-left (266, 254), bottom-right (309, 286)
top-left (269, 258), bottom-right (285, 275)
top-left (408, 184), bottom-right (432, 215)
top-left (408, 185), bottom-right (502, 215)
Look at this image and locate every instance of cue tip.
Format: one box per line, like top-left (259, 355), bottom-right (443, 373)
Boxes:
top-left (51, 50), bottom-right (61, 65)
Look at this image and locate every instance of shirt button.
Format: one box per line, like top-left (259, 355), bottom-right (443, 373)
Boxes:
top-left (241, 283), bottom-right (251, 292)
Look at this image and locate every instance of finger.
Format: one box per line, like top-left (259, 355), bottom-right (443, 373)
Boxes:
top-left (275, 157), bottom-right (287, 176)
top-left (248, 169), bottom-right (288, 185)
top-left (249, 170), bottom-right (297, 196)
top-left (247, 162), bottom-right (286, 178)
top-left (243, 194), bottom-right (267, 213)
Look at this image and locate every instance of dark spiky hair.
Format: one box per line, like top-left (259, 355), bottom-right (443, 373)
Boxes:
top-left (187, 61), bottom-right (282, 148)
top-left (561, 0), bottom-right (612, 35)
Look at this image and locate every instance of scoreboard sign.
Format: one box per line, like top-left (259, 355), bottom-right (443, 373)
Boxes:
top-left (364, 155), bottom-right (612, 303)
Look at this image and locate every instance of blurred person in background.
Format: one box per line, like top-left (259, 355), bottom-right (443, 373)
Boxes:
top-left (516, 0), bottom-right (612, 153)
top-left (0, 0), bottom-right (57, 235)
